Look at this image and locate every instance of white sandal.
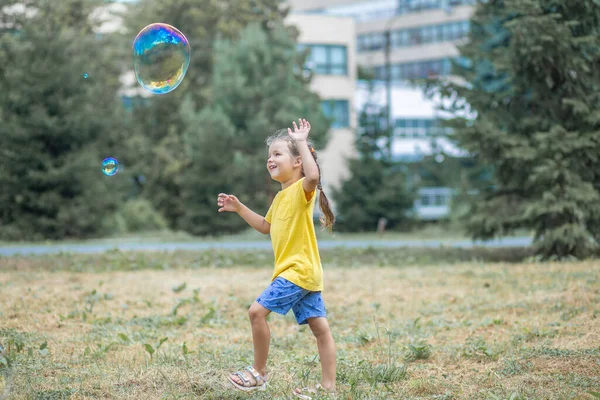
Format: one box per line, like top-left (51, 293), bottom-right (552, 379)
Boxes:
top-left (293, 383), bottom-right (336, 399)
top-left (227, 366), bottom-right (267, 392)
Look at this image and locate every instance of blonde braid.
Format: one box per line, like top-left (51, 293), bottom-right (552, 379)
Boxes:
top-left (309, 145), bottom-right (335, 230)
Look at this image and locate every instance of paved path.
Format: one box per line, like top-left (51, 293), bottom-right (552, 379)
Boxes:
top-left (0, 237), bottom-right (532, 256)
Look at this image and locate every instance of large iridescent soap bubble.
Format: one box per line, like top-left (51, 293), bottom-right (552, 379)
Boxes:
top-left (133, 23), bottom-right (191, 94)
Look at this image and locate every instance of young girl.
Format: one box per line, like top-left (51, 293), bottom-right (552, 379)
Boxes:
top-left (218, 118), bottom-right (337, 399)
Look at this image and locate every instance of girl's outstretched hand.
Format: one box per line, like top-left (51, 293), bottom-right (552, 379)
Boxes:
top-left (217, 193), bottom-right (241, 213)
top-left (288, 118), bottom-right (311, 142)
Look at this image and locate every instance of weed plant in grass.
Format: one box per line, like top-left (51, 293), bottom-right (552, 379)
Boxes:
top-left (0, 250), bottom-right (598, 399)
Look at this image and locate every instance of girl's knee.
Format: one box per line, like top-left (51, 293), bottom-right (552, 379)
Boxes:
top-left (248, 301), bottom-right (269, 321)
top-left (307, 317), bottom-right (330, 337)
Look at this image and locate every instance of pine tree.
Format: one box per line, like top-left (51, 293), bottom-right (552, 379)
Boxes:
top-left (431, 0), bottom-right (600, 258)
top-left (333, 82), bottom-right (415, 232)
top-left (178, 100), bottom-right (240, 235)
top-left (0, 0), bottom-right (132, 240)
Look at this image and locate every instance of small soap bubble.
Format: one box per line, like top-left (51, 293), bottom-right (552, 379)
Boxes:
top-left (101, 157), bottom-right (119, 176)
top-left (132, 23), bottom-right (191, 94)
top-left (83, 73), bottom-right (89, 79)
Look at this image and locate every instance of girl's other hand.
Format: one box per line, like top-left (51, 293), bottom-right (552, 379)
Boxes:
top-left (217, 193), bottom-right (241, 213)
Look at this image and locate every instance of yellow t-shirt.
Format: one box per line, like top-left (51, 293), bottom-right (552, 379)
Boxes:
top-left (264, 177), bottom-right (323, 292)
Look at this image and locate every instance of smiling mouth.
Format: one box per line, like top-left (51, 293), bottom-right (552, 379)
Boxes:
top-left (268, 165), bottom-right (277, 171)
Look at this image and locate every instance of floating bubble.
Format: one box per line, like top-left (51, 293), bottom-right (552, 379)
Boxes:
top-left (132, 23), bottom-right (191, 94)
top-left (83, 73), bottom-right (89, 79)
top-left (102, 157), bottom-right (119, 176)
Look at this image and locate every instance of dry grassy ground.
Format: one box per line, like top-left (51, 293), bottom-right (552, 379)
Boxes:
top-left (0, 252), bottom-right (598, 399)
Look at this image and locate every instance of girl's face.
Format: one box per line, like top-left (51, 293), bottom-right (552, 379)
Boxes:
top-left (267, 140), bottom-right (301, 182)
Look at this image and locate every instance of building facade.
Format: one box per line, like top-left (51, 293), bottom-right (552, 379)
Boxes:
top-left (286, 0), bottom-right (476, 219)
top-left (286, 0), bottom-right (474, 83)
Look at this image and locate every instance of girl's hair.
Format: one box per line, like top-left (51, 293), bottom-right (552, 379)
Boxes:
top-left (266, 129), bottom-right (335, 231)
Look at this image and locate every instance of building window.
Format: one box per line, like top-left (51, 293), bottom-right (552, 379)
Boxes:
top-left (299, 44), bottom-right (348, 75)
top-left (121, 95), bottom-right (150, 111)
top-left (301, 0), bottom-right (475, 22)
top-left (417, 187), bottom-right (453, 208)
top-left (395, 118), bottom-right (452, 137)
top-left (373, 66), bottom-right (386, 80)
top-left (322, 100), bottom-right (350, 128)
top-left (434, 194), bottom-right (446, 206)
top-left (406, 58), bottom-right (451, 80)
top-left (420, 194), bottom-right (431, 206)
top-left (358, 33), bottom-right (385, 52)
top-left (304, 0), bottom-right (397, 22)
top-left (371, 58), bottom-right (452, 81)
top-left (357, 21), bottom-right (470, 52)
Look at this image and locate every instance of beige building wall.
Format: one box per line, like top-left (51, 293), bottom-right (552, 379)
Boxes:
top-left (286, 14), bottom-right (357, 201)
top-left (358, 41), bottom-right (460, 66)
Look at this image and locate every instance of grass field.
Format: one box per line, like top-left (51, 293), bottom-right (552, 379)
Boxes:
top-left (0, 249), bottom-right (599, 399)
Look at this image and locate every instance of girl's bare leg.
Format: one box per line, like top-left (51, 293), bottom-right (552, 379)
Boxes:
top-left (229, 301), bottom-right (271, 385)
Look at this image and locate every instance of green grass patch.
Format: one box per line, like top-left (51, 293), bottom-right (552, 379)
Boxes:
top-left (0, 253), bottom-right (598, 399)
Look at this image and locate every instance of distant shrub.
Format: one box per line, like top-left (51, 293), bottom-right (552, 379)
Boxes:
top-left (108, 199), bottom-right (168, 233)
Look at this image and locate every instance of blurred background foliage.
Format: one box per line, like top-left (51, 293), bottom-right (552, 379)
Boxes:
top-left (0, 0), bottom-right (599, 260)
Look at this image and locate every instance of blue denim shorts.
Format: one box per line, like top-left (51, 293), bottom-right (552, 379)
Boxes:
top-left (256, 277), bottom-right (326, 325)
